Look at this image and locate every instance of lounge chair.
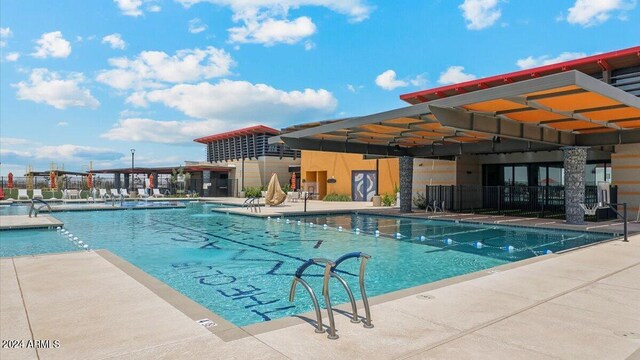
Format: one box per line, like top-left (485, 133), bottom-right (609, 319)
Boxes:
top-left (152, 189), bottom-right (165, 198)
top-left (120, 188), bottom-right (131, 198)
top-left (287, 191), bottom-right (299, 203)
top-left (64, 189), bottom-right (80, 200)
top-left (137, 189), bottom-right (149, 198)
top-left (110, 189), bottom-right (119, 198)
top-left (32, 189), bottom-right (43, 200)
top-left (99, 189), bottom-right (108, 199)
top-left (18, 189), bottom-right (29, 200)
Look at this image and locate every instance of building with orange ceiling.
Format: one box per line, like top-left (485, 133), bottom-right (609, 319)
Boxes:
top-left (271, 46), bottom-right (640, 222)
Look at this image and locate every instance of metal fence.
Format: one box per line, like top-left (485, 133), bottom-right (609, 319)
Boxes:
top-left (424, 185), bottom-right (618, 221)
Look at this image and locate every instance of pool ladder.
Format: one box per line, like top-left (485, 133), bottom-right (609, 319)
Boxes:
top-left (29, 199), bottom-right (52, 218)
top-left (289, 252), bottom-right (373, 340)
top-left (243, 197), bottom-right (261, 213)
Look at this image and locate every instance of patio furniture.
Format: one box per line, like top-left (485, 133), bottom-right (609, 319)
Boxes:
top-left (137, 189), bottom-right (149, 198)
top-left (32, 189), bottom-right (44, 200)
top-left (152, 189), bottom-right (165, 198)
top-left (120, 189), bottom-right (131, 198)
top-left (18, 189), bottom-right (30, 200)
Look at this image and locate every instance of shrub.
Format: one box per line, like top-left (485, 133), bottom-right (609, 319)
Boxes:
top-left (282, 183), bottom-right (292, 193)
top-left (381, 193), bottom-right (395, 207)
top-left (413, 192), bottom-right (427, 210)
top-left (323, 193), bottom-right (352, 202)
top-left (244, 186), bottom-right (264, 198)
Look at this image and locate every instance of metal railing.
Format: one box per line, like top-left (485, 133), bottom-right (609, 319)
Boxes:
top-left (29, 199), bottom-right (52, 218)
top-left (242, 197), bottom-right (261, 213)
top-left (424, 185), bottom-right (618, 221)
top-left (289, 252), bottom-right (373, 339)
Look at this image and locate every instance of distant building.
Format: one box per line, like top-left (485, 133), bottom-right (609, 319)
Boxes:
top-left (194, 125), bottom-right (301, 193)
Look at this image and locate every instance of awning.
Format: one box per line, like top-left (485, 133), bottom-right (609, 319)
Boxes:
top-left (271, 71), bottom-right (640, 157)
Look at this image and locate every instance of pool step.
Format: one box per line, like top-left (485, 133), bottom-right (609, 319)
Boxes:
top-left (0, 215), bottom-right (63, 230)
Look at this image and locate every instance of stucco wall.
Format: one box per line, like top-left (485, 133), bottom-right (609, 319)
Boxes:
top-left (611, 144), bottom-right (640, 220)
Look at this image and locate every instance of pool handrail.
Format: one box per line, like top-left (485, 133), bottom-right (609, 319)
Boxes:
top-left (29, 198), bottom-right (52, 218)
top-left (330, 252), bottom-right (374, 328)
top-left (289, 258), bottom-right (338, 339)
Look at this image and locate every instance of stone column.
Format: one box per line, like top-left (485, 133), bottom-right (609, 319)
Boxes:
top-left (562, 146), bottom-right (588, 224)
top-left (123, 173), bottom-right (129, 190)
top-left (399, 156), bottom-right (413, 213)
top-left (113, 172), bottom-right (121, 189)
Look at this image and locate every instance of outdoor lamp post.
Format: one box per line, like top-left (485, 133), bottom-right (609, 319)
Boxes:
top-left (130, 149), bottom-right (135, 192)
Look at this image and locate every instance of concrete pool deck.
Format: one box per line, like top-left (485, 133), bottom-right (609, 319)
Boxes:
top-left (1, 234), bottom-right (639, 359)
top-left (0, 215), bottom-right (63, 230)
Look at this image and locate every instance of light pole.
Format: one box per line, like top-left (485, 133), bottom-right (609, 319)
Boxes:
top-left (130, 149), bottom-right (135, 192)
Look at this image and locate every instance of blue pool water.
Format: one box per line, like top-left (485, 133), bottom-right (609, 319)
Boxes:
top-left (0, 204), bottom-right (612, 326)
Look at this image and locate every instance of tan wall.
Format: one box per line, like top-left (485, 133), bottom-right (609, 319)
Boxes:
top-left (213, 156), bottom-right (300, 191)
top-left (300, 151), bottom-right (398, 199)
top-left (611, 144), bottom-right (640, 220)
top-left (412, 159), bottom-right (457, 196)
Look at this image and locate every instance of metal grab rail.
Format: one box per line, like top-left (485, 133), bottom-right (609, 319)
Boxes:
top-left (331, 252), bottom-right (374, 328)
top-left (289, 258), bottom-right (338, 339)
top-left (29, 199), bottom-right (52, 218)
top-left (242, 197), bottom-right (261, 213)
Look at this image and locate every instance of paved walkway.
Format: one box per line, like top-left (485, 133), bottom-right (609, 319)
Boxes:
top-left (1, 236), bottom-right (639, 359)
top-left (0, 215), bottom-right (63, 230)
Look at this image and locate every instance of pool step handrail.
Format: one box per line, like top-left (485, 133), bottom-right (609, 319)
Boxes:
top-left (29, 198), bottom-right (52, 218)
top-left (331, 252), bottom-right (374, 328)
top-left (289, 258), bottom-right (338, 339)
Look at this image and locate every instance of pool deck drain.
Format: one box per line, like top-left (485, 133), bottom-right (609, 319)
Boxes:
top-left (1, 234), bottom-right (639, 359)
top-left (0, 215), bottom-right (63, 230)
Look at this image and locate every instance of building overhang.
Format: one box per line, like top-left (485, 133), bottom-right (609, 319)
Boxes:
top-left (270, 71), bottom-right (640, 158)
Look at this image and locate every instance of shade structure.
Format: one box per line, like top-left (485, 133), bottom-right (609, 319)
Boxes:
top-left (271, 71), bottom-right (640, 157)
top-left (265, 173), bottom-right (287, 206)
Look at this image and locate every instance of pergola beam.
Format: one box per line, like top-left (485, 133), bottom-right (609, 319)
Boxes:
top-left (429, 105), bottom-right (576, 146)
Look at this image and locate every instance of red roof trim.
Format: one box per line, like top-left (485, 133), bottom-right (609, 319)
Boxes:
top-left (400, 46), bottom-right (640, 104)
top-left (194, 125), bottom-right (280, 144)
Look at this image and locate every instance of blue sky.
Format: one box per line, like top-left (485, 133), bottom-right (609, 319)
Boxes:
top-left (0, 0), bottom-right (638, 175)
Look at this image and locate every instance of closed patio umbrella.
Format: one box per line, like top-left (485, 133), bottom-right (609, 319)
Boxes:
top-left (7, 172), bottom-right (13, 188)
top-left (50, 171), bottom-right (56, 189)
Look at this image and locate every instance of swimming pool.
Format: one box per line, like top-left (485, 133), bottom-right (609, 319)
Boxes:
top-left (0, 204), bottom-right (612, 326)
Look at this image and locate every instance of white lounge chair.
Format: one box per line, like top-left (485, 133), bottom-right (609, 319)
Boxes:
top-left (152, 188), bottom-right (165, 198)
top-left (99, 189), bottom-right (108, 199)
top-left (32, 189), bottom-right (43, 200)
top-left (120, 188), bottom-right (131, 198)
top-left (137, 189), bottom-right (149, 198)
top-left (110, 189), bottom-right (119, 197)
top-left (18, 189), bottom-right (29, 200)
top-left (287, 191), bottom-right (299, 203)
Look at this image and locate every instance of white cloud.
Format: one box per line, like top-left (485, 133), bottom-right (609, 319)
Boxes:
top-left (5, 52), bottom-right (20, 62)
top-left (56, 121), bottom-right (69, 127)
top-left (102, 33), bottom-right (126, 49)
top-left (459, 0), bottom-right (502, 30)
top-left (176, 0), bottom-right (372, 22)
top-left (96, 47), bottom-right (234, 90)
top-left (566, 0), bottom-right (636, 26)
top-left (410, 73), bottom-right (428, 88)
top-left (0, 27), bottom-right (12, 48)
top-left (188, 18), bottom-right (208, 34)
top-left (131, 79), bottom-right (337, 122)
top-left (375, 70), bottom-right (408, 90)
top-left (32, 31), bottom-right (72, 58)
top-left (229, 16), bottom-right (316, 45)
top-left (147, 4), bottom-right (161, 12)
top-left (1, 139), bottom-right (123, 164)
top-left (101, 118), bottom-right (249, 143)
top-left (304, 40), bottom-right (316, 50)
top-left (176, 0), bottom-right (372, 45)
top-left (516, 52), bottom-right (588, 69)
top-left (438, 66), bottom-right (477, 85)
top-left (114, 0), bottom-right (143, 16)
top-left (13, 68), bottom-right (100, 110)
